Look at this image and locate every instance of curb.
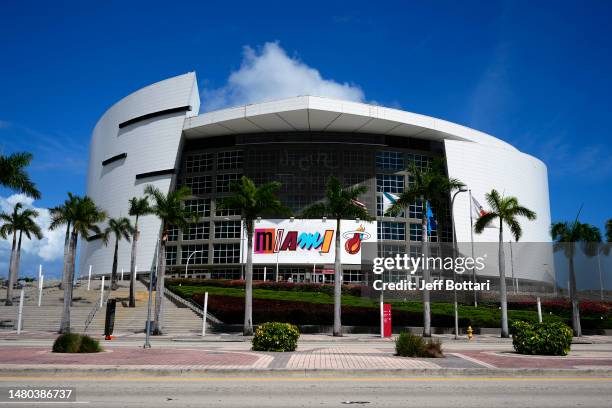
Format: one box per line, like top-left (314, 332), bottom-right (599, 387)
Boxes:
top-left (1, 366), bottom-right (612, 377)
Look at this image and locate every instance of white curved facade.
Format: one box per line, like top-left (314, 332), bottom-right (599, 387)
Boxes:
top-left (80, 73), bottom-right (552, 284)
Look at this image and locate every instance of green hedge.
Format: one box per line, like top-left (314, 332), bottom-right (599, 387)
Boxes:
top-left (52, 333), bottom-right (103, 353)
top-left (511, 321), bottom-right (572, 356)
top-left (252, 322), bottom-right (300, 352)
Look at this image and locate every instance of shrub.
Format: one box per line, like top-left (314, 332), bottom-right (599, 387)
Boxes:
top-left (252, 322), bottom-right (300, 352)
top-left (395, 331), bottom-right (444, 358)
top-left (511, 321), bottom-right (572, 356)
top-left (52, 333), bottom-right (103, 353)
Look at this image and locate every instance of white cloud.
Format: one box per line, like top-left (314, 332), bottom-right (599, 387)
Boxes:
top-left (0, 194), bottom-right (65, 263)
top-left (202, 42), bottom-right (365, 111)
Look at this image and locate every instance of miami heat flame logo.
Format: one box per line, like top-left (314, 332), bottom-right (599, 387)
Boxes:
top-left (342, 225), bottom-right (371, 255)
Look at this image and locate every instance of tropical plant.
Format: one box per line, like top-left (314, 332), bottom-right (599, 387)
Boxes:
top-left (53, 195), bottom-right (106, 333)
top-left (218, 176), bottom-right (289, 335)
top-left (0, 152), bottom-right (41, 199)
top-left (0, 203), bottom-right (43, 305)
top-left (52, 333), bottom-right (103, 353)
top-left (102, 217), bottom-right (134, 290)
top-left (474, 189), bottom-right (536, 338)
top-left (144, 185), bottom-right (195, 335)
top-left (50, 193), bottom-right (79, 291)
top-left (302, 176), bottom-right (371, 337)
top-left (127, 196), bottom-right (152, 307)
top-left (511, 321), bottom-right (572, 356)
top-left (551, 218), bottom-right (601, 336)
top-left (385, 158), bottom-right (464, 337)
top-left (606, 219), bottom-right (612, 243)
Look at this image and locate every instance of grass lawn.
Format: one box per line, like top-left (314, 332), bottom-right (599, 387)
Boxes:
top-left (168, 284), bottom-right (567, 328)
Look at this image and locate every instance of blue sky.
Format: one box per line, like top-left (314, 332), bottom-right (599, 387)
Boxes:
top-left (0, 0), bottom-right (611, 278)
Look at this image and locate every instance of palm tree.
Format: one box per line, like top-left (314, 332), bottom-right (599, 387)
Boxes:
top-left (385, 159), bottom-right (464, 337)
top-left (551, 218), bottom-right (601, 336)
top-left (302, 176), bottom-right (371, 337)
top-left (606, 219), bottom-right (612, 243)
top-left (50, 193), bottom-right (79, 291)
top-left (474, 190), bottom-right (536, 338)
top-left (0, 152), bottom-right (41, 199)
top-left (144, 185), bottom-right (195, 335)
top-left (218, 177), bottom-right (289, 336)
top-left (127, 197), bottom-right (152, 307)
top-left (1, 203), bottom-right (43, 305)
top-left (102, 217), bottom-right (134, 290)
top-left (57, 196), bottom-right (106, 333)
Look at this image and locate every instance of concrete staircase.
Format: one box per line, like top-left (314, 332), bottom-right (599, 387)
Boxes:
top-left (0, 279), bottom-right (205, 335)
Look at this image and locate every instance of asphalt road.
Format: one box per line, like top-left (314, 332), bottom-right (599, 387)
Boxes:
top-left (0, 376), bottom-right (611, 408)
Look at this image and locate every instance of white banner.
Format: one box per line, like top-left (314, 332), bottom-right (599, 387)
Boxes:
top-left (241, 219), bottom-right (377, 265)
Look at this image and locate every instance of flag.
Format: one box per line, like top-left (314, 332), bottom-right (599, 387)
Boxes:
top-left (471, 196), bottom-right (488, 219)
top-left (351, 198), bottom-right (367, 210)
top-left (381, 192), bottom-right (398, 214)
top-left (426, 201), bottom-right (437, 231)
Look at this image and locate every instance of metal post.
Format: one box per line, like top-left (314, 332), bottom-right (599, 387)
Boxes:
top-left (202, 292), bottom-right (208, 337)
top-left (537, 296), bottom-right (542, 323)
top-left (121, 268), bottom-right (124, 282)
top-left (100, 276), bottom-right (105, 308)
top-left (16, 288), bottom-right (25, 334)
top-left (38, 274), bottom-right (44, 307)
top-left (380, 290), bottom-right (384, 338)
top-left (263, 266), bottom-right (267, 282)
top-left (87, 265), bottom-right (92, 291)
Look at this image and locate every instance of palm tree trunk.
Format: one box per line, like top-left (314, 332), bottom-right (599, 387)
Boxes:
top-left (244, 223), bottom-right (254, 336)
top-left (422, 202), bottom-right (431, 337)
top-left (5, 233), bottom-right (17, 306)
top-left (129, 217), bottom-right (139, 307)
top-left (498, 225), bottom-right (509, 338)
top-left (153, 234), bottom-right (166, 335)
top-left (13, 231), bottom-right (23, 292)
top-left (59, 224), bottom-right (70, 290)
top-left (59, 230), bottom-right (77, 333)
top-left (568, 255), bottom-right (581, 336)
top-left (333, 218), bottom-right (342, 336)
top-left (111, 238), bottom-right (119, 290)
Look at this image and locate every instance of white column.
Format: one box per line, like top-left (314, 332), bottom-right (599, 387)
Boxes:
top-left (17, 289), bottom-right (25, 334)
top-left (38, 274), bottom-right (44, 307)
top-left (100, 276), bottom-right (105, 308)
top-left (202, 292), bottom-right (209, 337)
top-left (87, 265), bottom-right (92, 290)
top-left (263, 266), bottom-right (267, 282)
top-left (537, 297), bottom-right (542, 323)
top-left (121, 268), bottom-right (124, 282)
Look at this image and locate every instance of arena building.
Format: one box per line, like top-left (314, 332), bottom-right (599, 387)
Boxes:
top-left (79, 72), bottom-right (553, 286)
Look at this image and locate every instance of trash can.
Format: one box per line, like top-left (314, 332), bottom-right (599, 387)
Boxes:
top-left (104, 298), bottom-right (117, 338)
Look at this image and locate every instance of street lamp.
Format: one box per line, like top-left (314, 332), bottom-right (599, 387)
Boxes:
top-left (450, 186), bottom-right (469, 340)
top-left (185, 250), bottom-right (206, 278)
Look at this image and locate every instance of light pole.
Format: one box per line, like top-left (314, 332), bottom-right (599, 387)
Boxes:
top-left (450, 186), bottom-right (469, 340)
top-left (185, 250), bottom-right (205, 278)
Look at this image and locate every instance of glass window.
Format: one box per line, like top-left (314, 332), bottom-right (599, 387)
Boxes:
top-left (217, 151), bottom-right (244, 170)
top-left (165, 246), bottom-right (178, 266)
top-left (215, 204), bottom-right (241, 217)
top-left (184, 199), bottom-right (211, 218)
top-left (343, 270), bottom-right (364, 283)
top-left (183, 175), bottom-right (212, 194)
top-left (343, 174), bottom-right (366, 187)
top-left (184, 222), bottom-right (210, 241)
top-left (214, 221), bottom-right (241, 239)
top-left (378, 221), bottom-right (406, 241)
top-left (376, 151), bottom-right (404, 170)
top-left (216, 173), bottom-right (242, 193)
top-left (409, 200), bottom-right (423, 219)
top-left (378, 244), bottom-right (405, 257)
top-left (376, 174), bottom-right (404, 193)
top-left (167, 224), bottom-right (179, 242)
top-left (181, 244), bottom-right (208, 264)
top-left (185, 153), bottom-right (213, 173)
top-left (211, 268), bottom-right (241, 279)
top-left (406, 153), bottom-right (432, 171)
top-left (410, 223), bottom-right (423, 241)
top-left (213, 243), bottom-right (241, 264)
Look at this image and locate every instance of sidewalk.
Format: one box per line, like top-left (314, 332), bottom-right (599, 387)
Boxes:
top-left (1, 332), bottom-right (612, 376)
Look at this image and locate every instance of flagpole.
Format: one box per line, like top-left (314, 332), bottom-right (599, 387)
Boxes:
top-left (469, 189), bottom-right (478, 308)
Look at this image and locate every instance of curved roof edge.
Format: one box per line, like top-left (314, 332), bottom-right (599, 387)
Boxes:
top-left (183, 95), bottom-right (518, 152)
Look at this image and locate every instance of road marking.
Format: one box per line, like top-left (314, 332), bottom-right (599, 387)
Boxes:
top-left (0, 376), bottom-right (611, 382)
